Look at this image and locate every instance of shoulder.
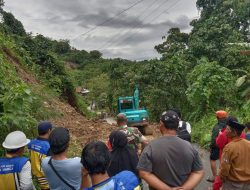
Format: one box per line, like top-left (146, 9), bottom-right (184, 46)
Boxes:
top-left (223, 141), bottom-right (235, 152)
top-left (114, 171), bottom-right (139, 189)
top-left (41, 157), bottom-right (50, 166)
top-left (16, 157), bottom-right (30, 171)
top-left (63, 157), bottom-right (82, 168)
top-left (129, 127), bottom-right (142, 136)
top-left (67, 157), bottom-right (81, 163)
top-left (28, 139), bottom-right (49, 147)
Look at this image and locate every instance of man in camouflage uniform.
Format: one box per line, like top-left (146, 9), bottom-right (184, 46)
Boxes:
top-left (116, 113), bottom-right (148, 153)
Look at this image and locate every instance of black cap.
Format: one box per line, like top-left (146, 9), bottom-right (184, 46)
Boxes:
top-left (38, 121), bottom-right (53, 134)
top-left (49, 127), bottom-right (70, 147)
top-left (228, 120), bottom-right (246, 131)
top-left (160, 110), bottom-right (179, 126)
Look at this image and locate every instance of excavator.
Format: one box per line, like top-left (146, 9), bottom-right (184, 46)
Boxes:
top-left (117, 86), bottom-right (153, 135)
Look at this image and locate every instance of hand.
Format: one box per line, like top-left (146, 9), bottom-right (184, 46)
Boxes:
top-left (81, 167), bottom-right (89, 177)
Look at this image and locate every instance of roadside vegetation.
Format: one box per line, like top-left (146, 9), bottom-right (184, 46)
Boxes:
top-left (0, 0), bottom-right (249, 155)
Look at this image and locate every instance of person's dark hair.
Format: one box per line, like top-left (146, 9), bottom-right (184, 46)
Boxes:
top-left (109, 130), bottom-right (127, 149)
top-left (81, 141), bottom-right (110, 175)
top-left (226, 115), bottom-right (238, 125)
top-left (49, 127), bottom-right (70, 155)
top-left (6, 147), bottom-right (23, 154)
top-left (227, 116), bottom-right (243, 136)
top-left (38, 130), bottom-right (48, 136)
top-left (160, 110), bottom-right (179, 130)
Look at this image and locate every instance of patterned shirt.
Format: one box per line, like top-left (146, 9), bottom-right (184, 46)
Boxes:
top-left (118, 125), bottom-right (144, 151)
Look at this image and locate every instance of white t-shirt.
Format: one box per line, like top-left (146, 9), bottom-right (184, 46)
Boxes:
top-left (19, 161), bottom-right (35, 190)
top-left (179, 121), bottom-right (191, 134)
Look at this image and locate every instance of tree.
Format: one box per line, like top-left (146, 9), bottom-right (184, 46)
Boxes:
top-left (86, 74), bottom-right (109, 109)
top-left (2, 11), bottom-right (26, 36)
top-left (155, 28), bottom-right (189, 60)
top-left (53, 39), bottom-right (70, 54)
top-left (186, 58), bottom-right (236, 114)
top-left (90, 50), bottom-right (102, 59)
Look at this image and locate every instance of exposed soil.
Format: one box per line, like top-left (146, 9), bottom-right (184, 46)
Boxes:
top-left (3, 48), bottom-right (39, 84)
top-left (49, 99), bottom-right (118, 146)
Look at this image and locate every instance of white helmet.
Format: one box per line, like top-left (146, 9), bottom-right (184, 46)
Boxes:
top-left (2, 131), bottom-right (30, 149)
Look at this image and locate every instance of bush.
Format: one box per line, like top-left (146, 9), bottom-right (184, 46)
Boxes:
top-left (186, 58), bottom-right (236, 117)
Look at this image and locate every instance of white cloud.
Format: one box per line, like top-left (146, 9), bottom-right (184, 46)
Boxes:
top-left (4, 0), bottom-right (198, 60)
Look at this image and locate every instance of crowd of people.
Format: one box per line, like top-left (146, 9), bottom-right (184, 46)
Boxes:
top-left (207, 111), bottom-right (250, 190)
top-left (0, 109), bottom-right (250, 190)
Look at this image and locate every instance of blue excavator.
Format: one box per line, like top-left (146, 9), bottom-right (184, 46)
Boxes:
top-left (117, 86), bottom-right (153, 135)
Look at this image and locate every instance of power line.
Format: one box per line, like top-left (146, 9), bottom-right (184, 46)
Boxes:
top-left (104, 0), bottom-right (181, 50)
top-left (71, 0), bottom-right (146, 41)
top-left (99, 0), bottom-right (171, 50)
top-left (98, 0), bottom-right (162, 50)
top-left (98, 0), bottom-right (161, 50)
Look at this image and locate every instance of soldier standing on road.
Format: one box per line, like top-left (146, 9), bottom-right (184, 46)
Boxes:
top-left (115, 113), bottom-right (148, 153)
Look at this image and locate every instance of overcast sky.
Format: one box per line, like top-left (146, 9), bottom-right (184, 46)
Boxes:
top-left (4, 0), bottom-right (199, 60)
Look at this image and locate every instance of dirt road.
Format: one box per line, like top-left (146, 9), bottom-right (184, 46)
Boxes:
top-left (194, 144), bottom-right (213, 190)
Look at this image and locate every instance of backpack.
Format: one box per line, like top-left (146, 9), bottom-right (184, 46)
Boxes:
top-left (176, 121), bottom-right (191, 142)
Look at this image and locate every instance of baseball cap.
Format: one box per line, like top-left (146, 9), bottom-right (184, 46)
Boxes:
top-left (38, 121), bottom-right (53, 134)
top-left (216, 110), bottom-right (227, 119)
top-left (160, 110), bottom-right (179, 125)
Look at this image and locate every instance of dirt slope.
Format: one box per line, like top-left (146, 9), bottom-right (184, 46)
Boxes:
top-left (50, 99), bottom-right (117, 145)
top-left (4, 49), bottom-right (117, 146)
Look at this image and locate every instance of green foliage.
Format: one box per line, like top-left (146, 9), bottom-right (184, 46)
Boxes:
top-left (89, 50), bottom-right (102, 59)
top-left (75, 94), bottom-right (95, 118)
top-left (155, 28), bottom-right (189, 60)
top-left (136, 57), bottom-right (190, 120)
top-left (192, 113), bottom-right (216, 148)
top-left (236, 72), bottom-right (250, 98)
top-left (0, 53), bottom-right (37, 155)
top-left (53, 39), bottom-right (71, 54)
top-left (0, 84), bottom-right (36, 129)
top-left (2, 11), bottom-right (26, 36)
top-left (186, 58), bottom-right (236, 115)
top-left (86, 73), bottom-right (110, 109)
top-left (63, 49), bottom-right (91, 65)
